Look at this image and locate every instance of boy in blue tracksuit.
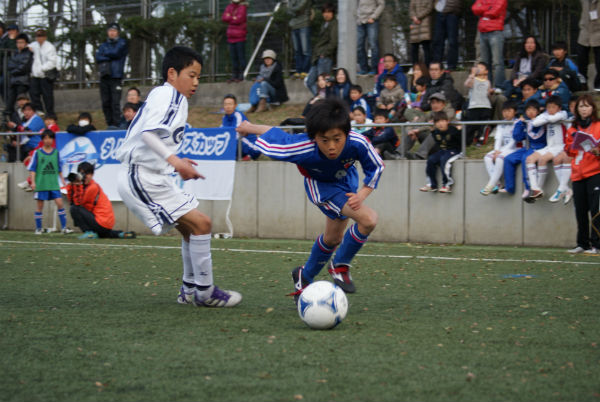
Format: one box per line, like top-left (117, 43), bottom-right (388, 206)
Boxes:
top-left (236, 98), bottom-right (384, 301)
top-left (220, 94), bottom-right (258, 160)
top-left (502, 99), bottom-right (546, 198)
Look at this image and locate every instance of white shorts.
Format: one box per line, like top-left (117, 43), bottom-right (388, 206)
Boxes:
top-left (117, 165), bottom-right (199, 235)
top-left (535, 145), bottom-right (564, 158)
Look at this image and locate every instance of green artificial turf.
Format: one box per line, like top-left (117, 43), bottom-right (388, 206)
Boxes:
top-left (1, 232), bottom-right (599, 402)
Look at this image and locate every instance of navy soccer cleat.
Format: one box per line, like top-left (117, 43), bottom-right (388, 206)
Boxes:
top-left (290, 266), bottom-right (310, 305)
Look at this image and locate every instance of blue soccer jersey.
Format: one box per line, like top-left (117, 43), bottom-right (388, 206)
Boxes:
top-left (253, 128), bottom-right (384, 219)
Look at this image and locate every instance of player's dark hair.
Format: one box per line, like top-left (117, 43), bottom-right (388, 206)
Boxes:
top-left (501, 100), bottom-right (518, 111)
top-left (122, 102), bottom-right (139, 112)
top-left (41, 129), bottom-right (55, 139)
top-left (78, 161), bottom-right (95, 175)
top-left (15, 33), bottom-right (28, 43)
top-left (78, 112), bottom-right (92, 123)
top-left (322, 2), bottom-right (335, 13)
top-left (429, 61), bottom-right (443, 70)
top-left (22, 102), bottom-right (34, 111)
top-left (551, 41), bottom-right (568, 51)
top-left (477, 61), bottom-right (490, 71)
top-left (127, 86), bottom-right (141, 96)
top-left (44, 113), bottom-right (58, 121)
top-left (524, 99), bottom-right (541, 112)
top-left (350, 84), bottom-right (362, 94)
top-left (352, 105), bottom-right (366, 115)
top-left (373, 108), bottom-right (389, 119)
top-left (520, 77), bottom-right (538, 89)
top-left (543, 69), bottom-right (559, 79)
top-left (545, 95), bottom-right (563, 108)
top-left (415, 76), bottom-right (429, 87)
top-left (383, 53), bottom-right (397, 62)
top-left (432, 111), bottom-right (449, 123)
top-left (383, 74), bottom-right (397, 82)
top-left (305, 98), bottom-right (350, 139)
top-left (224, 93), bottom-right (237, 103)
top-left (162, 46), bottom-right (203, 82)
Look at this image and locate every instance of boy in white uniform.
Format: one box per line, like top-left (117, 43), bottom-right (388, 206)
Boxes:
top-left (525, 95), bottom-right (570, 200)
top-left (116, 46), bottom-right (241, 307)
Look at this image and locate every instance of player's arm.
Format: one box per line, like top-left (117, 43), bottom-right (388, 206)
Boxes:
top-left (345, 186), bottom-right (374, 211)
top-left (345, 136), bottom-right (384, 211)
top-left (141, 131), bottom-right (204, 181)
top-left (236, 121), bottom-right (272, 137)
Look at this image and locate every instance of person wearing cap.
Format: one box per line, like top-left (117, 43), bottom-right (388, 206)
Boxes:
top-left (4, 33), bottom-right (32, 118)
top-left (95, 22), bottom-right (128, 127)
top-left (29, 29), bottom-right (58, 116)
top-left (247, 49), bottom-right (288, 113)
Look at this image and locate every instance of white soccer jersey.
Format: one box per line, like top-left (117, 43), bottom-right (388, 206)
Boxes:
top-left (116, 83), bottom-right (188, 174)
top-left (532, 110), bottom-right (567, 148)
top-left (493, 119), bottom-right (518, 153)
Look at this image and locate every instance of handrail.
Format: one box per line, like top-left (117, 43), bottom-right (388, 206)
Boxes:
top-left (242, 1), bottom-right (281, 80)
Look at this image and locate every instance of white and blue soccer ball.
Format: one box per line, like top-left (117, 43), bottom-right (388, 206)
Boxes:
top-left (297, 281), bottom-right (348, 330)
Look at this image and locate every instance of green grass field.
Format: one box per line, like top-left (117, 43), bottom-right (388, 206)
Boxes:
top-left (1, 231), bottom-right (599, 402)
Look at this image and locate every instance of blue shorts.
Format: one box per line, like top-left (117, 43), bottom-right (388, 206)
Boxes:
top-left (304, 177), bottom-right (356, 220)
top-left (34, 190), bottom-right (62, 201)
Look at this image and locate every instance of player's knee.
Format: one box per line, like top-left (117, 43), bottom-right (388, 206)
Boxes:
top-left (190, 212), bottom-right (212, 235)
top-left (325, 233), bottom-right (344, 247)
top-left (359, 210), bottom-right (378, 234)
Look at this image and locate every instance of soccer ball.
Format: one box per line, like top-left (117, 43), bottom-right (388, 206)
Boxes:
top-left (297, 281), bottom-right (348, 329)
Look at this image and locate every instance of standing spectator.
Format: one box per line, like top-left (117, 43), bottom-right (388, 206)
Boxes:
top-left (95, 22), bottom-right (128, 127)
top-left (29, 29), bottom-right (58, 116)
top-left (125, 86), bottom-right (144, 109)
top-left (565, 95), bottom-right (600, 253)
top-left (4, 33), bottom-right (32, 118)
top-left (356, 0), bottom-right (385, 76)
top-left (576, 0), bottom-right (600, 91)
top-left (375, 53), bottom-right (408, 94)
top-left (472, 0), bottom-right (507, 89)
top-left (288, 0), bottom-right (312, 79)
top-left (420, 61), bottom-right (462, 111)
top-left (222, 0), bottom-right (247, 83)
top-left (409, 0), bottom-right (434, 66)
top-left (0, 23), bottom-right (17, 100)
top-left (431, 0), bottom-right (461, 71)
top-left (504, 36), bottom-right (548, 98)
top-left (304, 3), bottom-right (337, 96)
top-left (247, 49), bottom-right (288, 113)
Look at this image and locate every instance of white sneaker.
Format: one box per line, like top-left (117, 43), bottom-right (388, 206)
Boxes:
top-left (563, 189), bottom-right (573, 204)
top-left (61, 227), bottom-right (74, 234)
top-left (480, 185), bottom-right (494, 196)
top-left (549, 190), bottom-right (563, 203)
top-left (567, 246), bottom-right (585, 254)
top-left (584, 247), bottom-right (599, 255)
top-left (194, 286), bottom-right (242, 307)
top-left (17, 180), bottom-right (29, 189)
top-left (34, 228), bottom-right (43, 235)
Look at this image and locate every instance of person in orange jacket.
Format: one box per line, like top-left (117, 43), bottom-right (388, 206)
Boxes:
top-left (66, 161), bottom-right (135, 239)
top-left (564, 94), bottom-right (600, 254)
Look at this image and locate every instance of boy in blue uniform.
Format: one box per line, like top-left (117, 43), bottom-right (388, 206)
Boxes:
top-left (236, 98), bottom-right (384, 299)
top-left (220, 93), bottom-right (257, 160)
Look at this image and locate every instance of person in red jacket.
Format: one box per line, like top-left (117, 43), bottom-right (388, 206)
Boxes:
top-left (471, 0), bottom-right (507, 89)
top-left (564, 94), bottom-right (600, 254)
top-left (67, 161), bottom-right (135, 239)
top-left (222, 0), bottom-right (247, 83)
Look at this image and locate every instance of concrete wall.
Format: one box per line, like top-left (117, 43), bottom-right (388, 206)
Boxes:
top-left (1, 160), bottom-right (577, 247)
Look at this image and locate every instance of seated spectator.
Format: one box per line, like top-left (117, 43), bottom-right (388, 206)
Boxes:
top-left (420, 111), bottom-right (461, 193)
top-left (420, 61), bottom-right (463, 111)
top-left (516, 78), bottom-right (541, 116)
top-left (463, 62), bottom-right (493, 145)
top-left (44, 113), bottom-right (59, 133)
top-left (302, 73), bottom-right (330, 117)
top-left (547, 41), bottom-right (582, 93)
top-left (66, 112), bottom-right (96, 135)
top-left (221, 94), bottom-right (258, 160)
top-left (375, 53), bottom-right (408, 94)
top-left (304, 3), bottom-right (337, 96)
top-left (2, 95), bottom-right (29, 162)
top-left (375, 74), bottom-right (405, 121)
top-left (402, 92), bottom-right (456, 160)
top-left (117, 102), bottom-right (139, 130)
top-left (538, 69), bottom-right (571, 110)
top-left (481, 101), bottom-right (519, 195)
top-left (504, 36), bottom-right (549, 98)
top-left (126, 86), bottom-right (144, 109)
top-left (409, 61), bottom-right (429, 93)
top-left (326, 67), bottom-right (352, 107)
top-left (408, 76), bottom-right (428, 110)
top-left (67, 161), bottom-right (135, 239)
top-left (363, 109), bottom-right (399, 158)
top-left (248, 49), bottom-right (289, 113)
top-left (350, 106), bottom-right (372, 134)
top-left (349, 84), bottom-right (371, 119)
top-left (5, 102), bottom-right (44, 162)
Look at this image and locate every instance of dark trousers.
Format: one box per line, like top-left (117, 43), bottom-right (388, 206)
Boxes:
top-left (99, 77), bottom-right (122, 126)
top-left (411, 41), bottom-right (431, 66)
top-left (426, 149), bottom-right (459, 188)
top-left (4, 140), bottom-right (33, 162)
top-left (228, 41), bottom-right (246, 80)
top-left (463, 107), bottom-right (492, 144)
top-left (432, 12), bottom-right (459, 69)
top-left (576, 44), bottom-right (600, 90)
top-left (572, 173), bottom-right (600, 249)
top-left (70, 205), bottom-right (121, 238)
top-left (4, 83), bottom-right (28, 116)
top-left (30, 77), bottom-right (55, 115)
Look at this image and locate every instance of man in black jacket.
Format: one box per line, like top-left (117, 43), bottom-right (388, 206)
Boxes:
top-left (420, 62), bottom-right (463, 111)
top-left (4, 33), bottom-right (32, 117)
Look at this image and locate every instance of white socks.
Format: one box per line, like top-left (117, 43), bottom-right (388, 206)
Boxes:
top-left (181, 240), bottom-right (194, 287)
top-left (189, 234), bottom-right (214, 298)
top-left (486, 157), bottom-right (505, 188)
top-left (526, 163), bottom-right (539, 191)
top-left (557, 164), bottom-right (572, 192)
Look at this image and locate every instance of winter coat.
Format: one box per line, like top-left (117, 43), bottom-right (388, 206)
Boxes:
top-left (356, 0), bottom-right (385, 24)
top-left (439, 0), bottom-right (462, 14)
top-left (578, 0), bottom-right (600, 47)
top-left (266, 61), bottom-right (289, 104)
top-left (30, 40), bottom-right (57, 79)
top-left (7, 48), bottom-right (33, 86)
top-left (0, 35), bottom-right (16, 71)
top-left (95, 37), bottom-right (128, 79)
top-left (409, 0), bottom-right (434, 43)
top-left (472, 0), bottom-right (507, 33)
top-left (566, 121), bottom-right (600, 181)
top-left (421, 72), bottom-right (464, 111)
top-left (222, 2), bottom-right (248, 43)
top-left (312, 18), bottom-right (337, 63)
top-left (288, 0), bottom-right (312, 30)
top-left (509, 50), bottom-right (549, 84)
top-left (376, 63), bottom-right (408, 93)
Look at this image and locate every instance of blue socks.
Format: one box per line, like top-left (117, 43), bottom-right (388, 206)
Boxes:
top-left (57, 208), bottom-right (67, 229)
top-left (333, 223), bottom-right (368, 266)
top-left (303, 234), bottom-right (336, 282)
top-left (34, 212), bottom-right (42, 230)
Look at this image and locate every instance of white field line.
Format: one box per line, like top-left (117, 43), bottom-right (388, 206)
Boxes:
top-left (1, 239), bottom-right (600, 266)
